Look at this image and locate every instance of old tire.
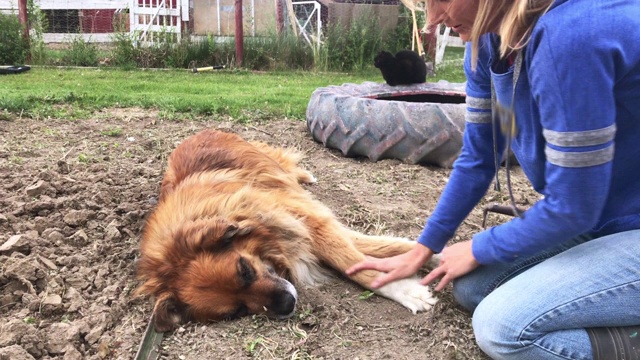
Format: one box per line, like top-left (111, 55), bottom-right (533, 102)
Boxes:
top-left (306, 80), bottom-right (467, 168)
top-left (0, 65), bottom-right (31, 75)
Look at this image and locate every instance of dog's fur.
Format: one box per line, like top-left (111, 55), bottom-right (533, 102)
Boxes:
top-left (374, 50), bottom-right (428, 86)
top-left (136, 130), bottom-right (437, 332)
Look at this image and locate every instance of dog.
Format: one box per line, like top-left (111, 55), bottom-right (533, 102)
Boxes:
top-left (136, 129), bottom-right (438, 332)
top-left (374, 50), bottom-right (428, 86)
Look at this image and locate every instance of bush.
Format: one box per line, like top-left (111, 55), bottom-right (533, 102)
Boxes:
top-left (0, 12), bottom-right (29, 65)
top-left (63, 36), bottom-right (99, 66)
top-left (317, 9), bottom-right (389, 72)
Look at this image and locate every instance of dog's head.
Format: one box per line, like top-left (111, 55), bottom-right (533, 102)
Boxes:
top-left (136, 216), bottom-right (298, 332)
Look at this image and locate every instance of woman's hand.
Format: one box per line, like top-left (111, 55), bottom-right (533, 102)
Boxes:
top-left (345, 244), bottom-right (434, 288)
top-left (421, 240), bottom-right (479, 291)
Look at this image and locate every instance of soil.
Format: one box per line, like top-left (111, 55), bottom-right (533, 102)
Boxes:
top-left (0, 109), bottom-right (539, 360)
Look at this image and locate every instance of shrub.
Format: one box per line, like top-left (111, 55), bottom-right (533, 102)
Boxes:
top-left (0, 12), bottom-right (29, 65)
top-left (63, 36), bottom-right (99, 66)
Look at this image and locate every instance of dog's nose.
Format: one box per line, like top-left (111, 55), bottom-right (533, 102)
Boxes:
top-left (273, 291), bottom-right (296, 317)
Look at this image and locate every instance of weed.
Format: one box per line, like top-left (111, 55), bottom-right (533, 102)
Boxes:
top-left (63, 36), bottom-right (99, 66)
top-left (358, 290), bottom-right (375, 300)
top-left (27, 0), bottom-right (48, 65)
top-left (101, 127), bottom-right (123, 137)
top-left (9, 156), bottom-right (24, 165)
top-left (42, 127), bottom-right (57, 136)
top-left (245, 336), bottom-right (278, 357)
top-left (78, 153), bottom-right (89, 163)
top-left (0, 12), bottom-right (29, 65)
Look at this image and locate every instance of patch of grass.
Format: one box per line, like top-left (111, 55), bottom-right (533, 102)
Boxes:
top-left (101, 127), bottom-right (123, 137)
top-left (9, 156), bottom-right (24, 165)
top-left (0, 68), bottom-right (376, 120)
top-left (0, 46), bottom-right (466, 120)
top-left (358, 290), bottom-right (375, 300)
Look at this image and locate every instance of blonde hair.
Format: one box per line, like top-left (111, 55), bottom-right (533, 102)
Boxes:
top-left (426, 0), bottom-right (553, 70)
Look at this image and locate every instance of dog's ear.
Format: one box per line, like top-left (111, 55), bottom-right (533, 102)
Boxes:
top-left (202, 219), bottom-right (255, 251)
top-left (219, 220), bottom-right (254, 242)
top-left (176, 217), bottom-right (255, 253)
top-left (153, 293), bottom-right (187, 333)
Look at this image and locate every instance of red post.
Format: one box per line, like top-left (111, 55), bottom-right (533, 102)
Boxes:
top-left (235, 0), bottom-right (244, 67)
top-left (18, 0), bottom-right (29, 46)
top-left (275, 0), bottom-right (284, 34)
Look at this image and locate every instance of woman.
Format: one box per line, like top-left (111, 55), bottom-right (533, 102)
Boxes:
top-left (347, 0), bottom-right (640, 359)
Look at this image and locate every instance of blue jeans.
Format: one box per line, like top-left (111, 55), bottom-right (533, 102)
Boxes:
top-left (453, 229), bottom-right (640, 360)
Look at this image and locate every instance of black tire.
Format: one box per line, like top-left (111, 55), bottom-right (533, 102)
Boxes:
top-left (0, 66), bottom-right (31, 75)
top-left (306, 81), bottom-right (467, 168)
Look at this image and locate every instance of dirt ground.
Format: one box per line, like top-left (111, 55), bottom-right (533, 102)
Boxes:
top-left (0, 108), bottom-right (539, 360)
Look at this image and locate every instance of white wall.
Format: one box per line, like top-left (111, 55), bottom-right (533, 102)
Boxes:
top-left (0, 0), bottom-right (127, 10)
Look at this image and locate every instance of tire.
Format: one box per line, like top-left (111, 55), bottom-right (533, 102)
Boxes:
top-left (0, 66), bottom-right (31, 75)
top-left (306, 81), bottom-right (467, 168)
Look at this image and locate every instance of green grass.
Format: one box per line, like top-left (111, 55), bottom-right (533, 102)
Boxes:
top-left (0, 53), bottom-right (466, 121)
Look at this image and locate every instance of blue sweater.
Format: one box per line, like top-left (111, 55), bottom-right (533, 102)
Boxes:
top-left (417, 0), bottom-right (640, 264)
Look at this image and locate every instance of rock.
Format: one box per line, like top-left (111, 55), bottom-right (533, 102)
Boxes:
top-left (4, 255), bottom-right (44, 282)
top-left (57, 160), bottom-right (71, 174)
top-left (63, 210), bottom-right (94, 227)
top-left (37, 254), bottom-right (58, 270)
top-left (67, 230), bottom-right (89, 246)
top-left (46, 229), bottom-right (65, 243)
top-left (40, 294), bottom-right (64, 314)
top-left (63, 287), bottom-right (86, 313)
top-left (25, 180), bottom-right (46, 197)
top-left (65, 267), bottom-right (93, 290)
top-left (0, 345), bottom-right (35, 360)
top-left (93, 268), bottom-right (109, 291)
top-left (84, 324), bottom-right (105, 345)
top-left (0, 319), bottom-right (31, 347)
top-left (0, 235), bottom-right (29, 254)
top-left (103, 223), bottom-right (121, 242)
top-left (23, 196), bottom-right (55, 215)
top-left (62, 344), bottom-right (83, 360)
top-left (19, 332), bottom-right (45, 358)
top-left (42, 294), bottom-right (62, 306)
top-left (45, 322), bottom-right (80, 355)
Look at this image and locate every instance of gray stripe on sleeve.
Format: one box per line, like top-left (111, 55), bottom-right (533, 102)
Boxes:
top-left (466, 111), bottom-right (492, 124)
top-left (543, 124), bottom-right (616, 147)
top-left (466, 96), bottom-right (491, 110)
top-left (545, 146), bottom-right (614, 168)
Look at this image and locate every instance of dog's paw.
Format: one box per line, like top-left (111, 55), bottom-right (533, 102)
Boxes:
top-left (376, 278), bottom-right (438, 314)
top-left (299, 170), bottom-right (317, 184)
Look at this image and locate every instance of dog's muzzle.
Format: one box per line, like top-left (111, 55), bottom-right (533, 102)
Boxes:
top-left (272, 278), bottom-right (298, 319)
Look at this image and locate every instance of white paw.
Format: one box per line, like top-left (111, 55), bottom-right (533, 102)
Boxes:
top-left (302, 170), bottom-right (317, 184)
top-left (376, 277), bottom-right (438, 314)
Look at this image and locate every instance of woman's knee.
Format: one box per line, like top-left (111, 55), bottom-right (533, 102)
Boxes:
top-left (452, 271), bottom-right (489, 312)
top-left (472, 298), bottom-right (517, 359)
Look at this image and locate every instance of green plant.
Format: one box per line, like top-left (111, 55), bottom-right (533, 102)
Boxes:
top-left (63, 36), bottom-right (99, 66)
top-left (317, 9), bottom-right (385, 72)
top-left (101, 127), bottom-right (123, 137)
top-left (110, 31), bottom-right (137, 69)
top-left (27, 0), bottom-right (48, 65)
top-left (0, 12), bottom-right (29, 65)
top-left (358, 290), bottom-right (375, 300)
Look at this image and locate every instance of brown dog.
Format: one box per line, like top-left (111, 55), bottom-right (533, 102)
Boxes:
top-left (136, 130), bottom-right (437, 332)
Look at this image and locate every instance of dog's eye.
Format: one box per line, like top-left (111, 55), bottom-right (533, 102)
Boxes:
top-left (237, 257), bottom-right (255, 287)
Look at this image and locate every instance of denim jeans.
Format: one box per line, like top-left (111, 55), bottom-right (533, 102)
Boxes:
top-left (452, 229), bottom-right (640, 360)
